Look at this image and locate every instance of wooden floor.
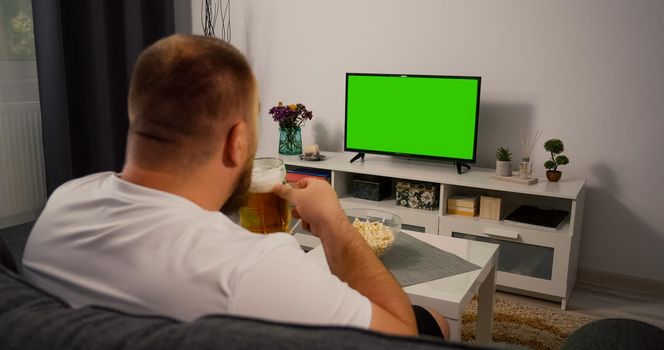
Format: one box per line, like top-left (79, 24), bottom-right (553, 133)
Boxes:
top-left (496, 280), bottom-right (664, 329)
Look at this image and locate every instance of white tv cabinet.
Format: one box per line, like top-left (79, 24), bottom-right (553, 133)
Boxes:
top-left (281, 151), bottom-right (586, 310)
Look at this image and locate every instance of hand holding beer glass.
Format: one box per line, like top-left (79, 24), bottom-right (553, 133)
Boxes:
top-left (240, 158), bottom-right (291, 234)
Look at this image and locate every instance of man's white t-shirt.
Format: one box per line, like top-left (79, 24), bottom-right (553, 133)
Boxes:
top-left (22, 172), bottom-right (371, 328)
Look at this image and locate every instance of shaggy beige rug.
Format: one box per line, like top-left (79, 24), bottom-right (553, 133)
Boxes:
top-left (462, 297), bottom-right (596, 350)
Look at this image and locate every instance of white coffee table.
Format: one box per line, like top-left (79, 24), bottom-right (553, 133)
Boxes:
top-left (304, 230), bottom-right (499, 342)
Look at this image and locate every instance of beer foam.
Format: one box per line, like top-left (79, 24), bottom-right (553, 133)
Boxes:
top-left (250, 163), bottom-right (285, 193)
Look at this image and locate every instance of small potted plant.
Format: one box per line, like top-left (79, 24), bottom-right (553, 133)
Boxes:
top-left (495, 146), bottom-right (513, 177)
top-left (543, 139), bottom-right (569, 182)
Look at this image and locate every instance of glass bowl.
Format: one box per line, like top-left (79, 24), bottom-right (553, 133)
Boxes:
top-left (345, 208), bottom-right (401, 256)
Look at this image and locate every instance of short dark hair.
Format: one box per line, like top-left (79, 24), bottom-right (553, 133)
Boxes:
top-left (127, 34), bottom-right (254, 168)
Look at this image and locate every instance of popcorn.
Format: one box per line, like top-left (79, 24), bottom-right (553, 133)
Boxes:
top-left (352, 218), bottom-right (395, 256)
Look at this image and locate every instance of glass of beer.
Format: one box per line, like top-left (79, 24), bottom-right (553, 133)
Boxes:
top-left (240, 157), bottom-right (291, 234)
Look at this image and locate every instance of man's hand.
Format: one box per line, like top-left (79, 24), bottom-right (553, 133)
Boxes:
top-left (272, 178), bottom-right (352, 243)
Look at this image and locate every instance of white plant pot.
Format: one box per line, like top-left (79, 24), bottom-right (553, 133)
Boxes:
top-left (496, 160), bottom-right (512, 177)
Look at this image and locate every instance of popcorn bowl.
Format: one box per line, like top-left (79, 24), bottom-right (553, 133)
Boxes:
top-left (344, 208), bottom-right (402, 256)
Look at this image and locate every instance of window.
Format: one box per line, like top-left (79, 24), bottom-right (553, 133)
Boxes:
top-left (0, 0), bottom-right (46, 228)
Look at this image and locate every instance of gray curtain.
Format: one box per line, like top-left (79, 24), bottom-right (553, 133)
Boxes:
top-left (32, 0), bottom-right (175, 194)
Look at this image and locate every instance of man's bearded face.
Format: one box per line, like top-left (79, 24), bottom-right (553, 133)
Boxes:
top-left (221, 155), bottom-right (253, 214)
top-left (221, 88), bottom-right (259, 215)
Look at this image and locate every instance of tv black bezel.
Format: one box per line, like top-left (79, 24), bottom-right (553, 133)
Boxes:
top-left (344, 72), bottom-right (482, 164)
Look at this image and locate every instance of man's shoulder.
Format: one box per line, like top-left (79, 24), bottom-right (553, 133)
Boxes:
top-left (51, 172), bottom-right (114, 196)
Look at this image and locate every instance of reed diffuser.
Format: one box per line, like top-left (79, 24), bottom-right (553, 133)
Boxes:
top-left (520, 130), bottom-right (542, 179)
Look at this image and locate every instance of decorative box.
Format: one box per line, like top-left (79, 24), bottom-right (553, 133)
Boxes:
top-left (479, 195), bottom-right (503, 220)
top-left (396, 180), bottom-right (440, 210)
top-left (351, 175), bottom-right (392, 201)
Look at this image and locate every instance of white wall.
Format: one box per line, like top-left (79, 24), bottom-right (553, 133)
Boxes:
top-left (192, 0), bottom-right (664, 282)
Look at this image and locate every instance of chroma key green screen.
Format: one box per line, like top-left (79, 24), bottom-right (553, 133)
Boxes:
top-left (344, 73), bottom-right (481, 162)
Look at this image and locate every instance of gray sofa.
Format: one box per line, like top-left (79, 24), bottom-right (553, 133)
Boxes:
top-left (0, 237), bottom-right (485, 350)
top-left (1, 264), bottom-right (481, 350)
top-left (2, 237), bottom-right (663, 350)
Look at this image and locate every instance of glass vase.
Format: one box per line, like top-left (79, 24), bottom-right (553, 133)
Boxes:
top-left (278, 127), bottom-right (302, 155)
top-left (519, 157), bottom-right (533, 179)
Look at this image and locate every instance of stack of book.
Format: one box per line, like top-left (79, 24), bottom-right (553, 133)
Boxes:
top-left (285, 167), bottom-right (331, 184)
top-left (447, 195), bottom-right (479, 217)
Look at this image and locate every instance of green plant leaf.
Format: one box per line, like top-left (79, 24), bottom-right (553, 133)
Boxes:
top-left (495, 146), bottom-right (512, 161)
top-left (544, 160), bottom-right (557, 170)
top-left (544, 139), bottom-right (564, 154)
top-left (555, 155), bottom-right (569, 165)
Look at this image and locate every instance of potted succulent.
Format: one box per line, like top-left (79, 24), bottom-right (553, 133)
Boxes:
top-left (543, 139), bottom-right (569, 182)
top-left (495, 146), bottom-right (513, 177)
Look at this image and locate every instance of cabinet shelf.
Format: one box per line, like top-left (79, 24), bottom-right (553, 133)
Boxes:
top-left (338, 195), bottom-right (397, 210)
top-left (441, 213), bottom-right (572, 236)
top-left (339, 196), bottom-right (438, 216)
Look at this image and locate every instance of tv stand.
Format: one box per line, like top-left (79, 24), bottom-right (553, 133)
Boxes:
top-left (454, 162), bottom-right (471, 174)
top-left (281, 151), bottom-right (586, 311)
top-left (349, 152), bottom-right (365, 164)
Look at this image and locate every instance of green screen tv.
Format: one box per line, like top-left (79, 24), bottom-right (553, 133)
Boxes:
top-left (345, 73), bottom-right (481, 164)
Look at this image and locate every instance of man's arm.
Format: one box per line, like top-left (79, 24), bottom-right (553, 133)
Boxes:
top-left (273, 179), bottom-right (417, 336)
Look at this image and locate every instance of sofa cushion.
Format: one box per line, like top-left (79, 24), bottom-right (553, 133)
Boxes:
top-left (0, 237), bottom-right (17, 273)
top-left (0, 265), bottom-right (485, 350)
top-left (561, 318), bottom-right (664, 350)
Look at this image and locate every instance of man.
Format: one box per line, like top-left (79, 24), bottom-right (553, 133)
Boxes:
top-left (22, 34), bottom-right (448, 338)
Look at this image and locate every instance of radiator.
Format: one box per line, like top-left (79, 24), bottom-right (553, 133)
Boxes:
top-left (0, 102), bottom-right (46, 228)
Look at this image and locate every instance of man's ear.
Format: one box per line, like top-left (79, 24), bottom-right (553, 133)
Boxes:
top-left (223, 120), bottom-right (248, 167)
